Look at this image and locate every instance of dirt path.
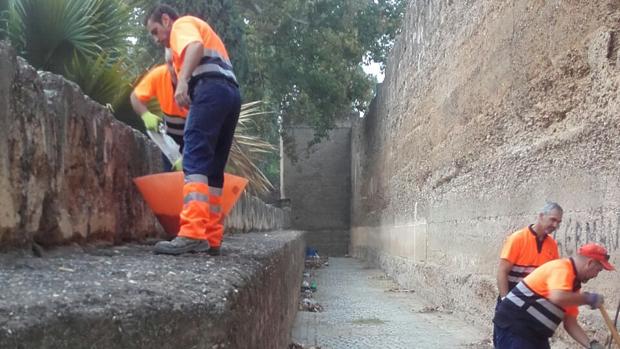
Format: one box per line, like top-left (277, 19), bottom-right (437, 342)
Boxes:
top-left (292, 257), bottom-right (492, 349)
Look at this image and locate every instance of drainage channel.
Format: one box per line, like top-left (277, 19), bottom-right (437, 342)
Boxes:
top-left (290, 257), bottom-right (491, 349)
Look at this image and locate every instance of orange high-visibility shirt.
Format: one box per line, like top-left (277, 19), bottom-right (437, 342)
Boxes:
top-left (500, 226), bottom-right (559, 289)
top-left (523, 258), bottom-right (579, 317)
top-left (169, 16), bottom-right (236, 83)
top-left (133, 65), bottom-right (188, 118)
top-left (494, 258), bottom-right (580, 340)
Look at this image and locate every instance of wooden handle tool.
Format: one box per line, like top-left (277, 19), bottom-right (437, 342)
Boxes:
top-left (600, 305), bottom-right (620, 347)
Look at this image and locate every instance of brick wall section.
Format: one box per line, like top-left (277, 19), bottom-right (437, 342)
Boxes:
top-left (283, 124), bottom-right (351, 256)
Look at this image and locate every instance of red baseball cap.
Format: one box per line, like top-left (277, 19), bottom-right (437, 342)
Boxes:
top-left (578, 243), bottom-right (615, 271)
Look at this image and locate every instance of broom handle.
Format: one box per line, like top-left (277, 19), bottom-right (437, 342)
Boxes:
top-left (600, 305), bottom-right (620, 347)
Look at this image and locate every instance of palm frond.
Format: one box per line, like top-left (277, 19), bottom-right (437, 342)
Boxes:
top-left (89, 0), bottom-right (132, 59)
top-left (6, 0), bottom-right (131, 71)
top-left (0, 1), bottom-right (9, 40)
top-left (65, 52), bottom-right (133, 110)
top-left (227, 101), bottom-right (277, 195)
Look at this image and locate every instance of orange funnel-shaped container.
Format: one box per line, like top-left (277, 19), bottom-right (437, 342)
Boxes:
top-left (133, 172), bottom-right (248, 236)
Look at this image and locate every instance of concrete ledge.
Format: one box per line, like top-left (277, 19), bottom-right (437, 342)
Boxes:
top-left (0, 230), bottom-right (305, 349)
top-left (226, 194), bottom-right (290, 233)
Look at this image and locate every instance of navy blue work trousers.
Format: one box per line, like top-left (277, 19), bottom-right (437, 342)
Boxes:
top-left (494, 325), bottom-right (550, 349)
top-left (183, 77), bottom-right (241, 188)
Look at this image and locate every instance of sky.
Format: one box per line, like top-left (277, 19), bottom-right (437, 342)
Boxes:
top-left (363, 61), bottom-right (385, 83)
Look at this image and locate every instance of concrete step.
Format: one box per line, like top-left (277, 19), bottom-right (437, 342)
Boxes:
top-left (0, 231), bottom-right (305, 349)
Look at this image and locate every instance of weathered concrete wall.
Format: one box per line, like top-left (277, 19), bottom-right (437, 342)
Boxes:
top-left (283, 124), bottom-right (351, 256)
top-left (0, 41), bottom-right (164, 248)
top-left (351, 0), bottom-right (620, 342)
top-left (227, 193), bottom-right (290, 232)
top-left (0, 42), bottom-right (288, 249)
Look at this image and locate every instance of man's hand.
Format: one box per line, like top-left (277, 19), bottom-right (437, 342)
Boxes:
top-left (497, 258), bottom-right (514, 298)
top-left (590, 340), bottom-right (604, 349)
top-left (174, 78), bottom-right (190, 108)
top-left (172, 157), bottom-right (183, 171)
top-left (584, 292), bottom-right (604, 309)
top-left (141, 111), bottom-right (162, 131)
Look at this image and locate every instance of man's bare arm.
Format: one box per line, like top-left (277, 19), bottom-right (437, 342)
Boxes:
top-left (497, 259), bottom-right (513, 298)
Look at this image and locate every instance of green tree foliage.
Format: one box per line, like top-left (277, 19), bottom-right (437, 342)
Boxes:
top-left (0, 0), bottom-right (10, 40)
top-left (240, 0), bottom-right (405, 141)
top-left (125, 0), bottom-right (247, 79)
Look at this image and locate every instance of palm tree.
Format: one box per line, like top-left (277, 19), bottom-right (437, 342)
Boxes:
top-left (4, 0), bottom-right (133, 109)
top-left (230, 101), bottom-right (276, 194)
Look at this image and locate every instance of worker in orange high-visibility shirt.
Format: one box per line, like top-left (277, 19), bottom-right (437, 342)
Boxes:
top-left (145, 4), bottom-right (241, 255)
top-left (494, 243), bottom-right (614, 349)
top-left (493, 202), bottom-right (562, 346)
top-left (130, 49), bottom-right (188, 171)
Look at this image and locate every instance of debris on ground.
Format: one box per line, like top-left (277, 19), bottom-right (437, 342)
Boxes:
top-left (298, 271), bottom-right (323, 312)
top-left (415, 305), bottom-right (453, 314)
top-left (305, 247), bottom-right (328, 269)
top-left (368, 274), bottom-right (390, 280)
top-left (417, 305), bottom-right (439, 313)
top-left (305, 256), bottom-right (329, 269)
top-left (299, 297), bottom-right (323, 312)
top-left (458, 338), bottom-right (493, 348)
top-left (386, 288), bottom-right (415, 293)
top-left (297, 247), bottom-right (327, 312)
top-left (289, 342), bottom-right (321, 349)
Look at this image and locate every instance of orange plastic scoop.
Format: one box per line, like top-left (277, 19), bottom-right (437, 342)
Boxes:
top-left (133, 172), bottom-right (248, 236)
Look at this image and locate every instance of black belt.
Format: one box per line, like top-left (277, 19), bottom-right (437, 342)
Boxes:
top-left (190, 73), bottom-right (238, 89)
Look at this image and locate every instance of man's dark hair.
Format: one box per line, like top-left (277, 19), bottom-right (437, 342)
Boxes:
top-left (144, 4), bottom-right (179, 26)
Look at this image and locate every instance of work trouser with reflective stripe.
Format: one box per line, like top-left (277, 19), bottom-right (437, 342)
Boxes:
top-left (177, 77), bottom-right (241, 246)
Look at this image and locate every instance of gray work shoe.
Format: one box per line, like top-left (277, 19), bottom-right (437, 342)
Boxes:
top-left (207, 246), bottom-right (221, 256)
top-left (153, 237), bottom-right (210, 255)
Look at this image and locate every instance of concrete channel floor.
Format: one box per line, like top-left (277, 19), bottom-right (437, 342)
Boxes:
top-left (292, 257), bottom-right (492, 349)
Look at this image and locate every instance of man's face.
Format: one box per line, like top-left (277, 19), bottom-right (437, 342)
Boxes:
top-left (581, 259), bottom-right (604, 283)
top-left (537, 209), bottom-right (563, 235)
top-left (146, 15), bottom-right (172, 47)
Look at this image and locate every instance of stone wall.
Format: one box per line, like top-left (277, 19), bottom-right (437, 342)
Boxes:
top-left (226, 193), bottom-right (290, 233)
top-left (0, 42), bottom-right (287, 249)
top-left (0, 42), bottom-right (164, 248)
top-left (351, 0), bottom-right (620, 342)
top-left (283, 124), bottom-right (351, 256)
